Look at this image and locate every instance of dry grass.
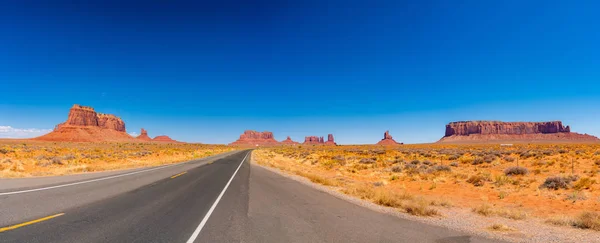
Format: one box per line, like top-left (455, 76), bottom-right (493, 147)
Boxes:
top-left (488, 224), bottom-right (515, 232)
top-left (252, 143), bottom-right (600, 230)
top-left (0, 140), bottom-right (236, 178)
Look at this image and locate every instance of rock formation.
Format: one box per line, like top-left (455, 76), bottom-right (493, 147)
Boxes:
top-left (136, 128), bottom-right (152, 141)
top-left (36, 104), bottom-right (135, 142)
top-left (303, 136), bottom-right (322, 145)
top-left (230, 130), bottom-right (280, 146)
top-left (439, 121), bottom-right (599, 143)
top-left (304, 134), bottom-right (336, 145)
top-left (153, 135), bottom-right (179, 143)
top-left (377, 130), bottom-right (400, 145)
top-left (324, 134), bottom-right (337, 145)
top-left (280, 136), bottom-right (300, 145)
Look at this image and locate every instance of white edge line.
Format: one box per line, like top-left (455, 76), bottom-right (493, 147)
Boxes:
top-left (186, 151), bottom-right (249, 243)
top-left (0, 151), bottom-right (236, 196)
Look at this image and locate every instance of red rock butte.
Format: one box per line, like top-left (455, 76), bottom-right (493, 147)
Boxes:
top-left (152, 135), bottom-right (180, 143)
top-left (280, 136), bottom-right (300, 145)
top-left (438, 121), bottom-right (600, 143)
top-left (230, 130), bottom-right (280, 146)
top-left (36, 104), bottom-right (135, 142)
top-left (377, 130), bottom-right (401, 145)
top-left (303, 134), bottom-right (336, 145)
top-left (136, 128), bottom-right (152, 141)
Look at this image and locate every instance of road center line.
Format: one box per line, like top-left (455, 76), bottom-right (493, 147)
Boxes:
top-left (185, 151), bottom-right (249, 243)
top-left (0, 151), bottom-right (238, 196)
top-left (170, 171), bottom-right (187, 179)
top-left (0, 213), bottom-right (65, 233)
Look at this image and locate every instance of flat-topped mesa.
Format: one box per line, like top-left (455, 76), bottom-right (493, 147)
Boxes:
top-left (230, 130), bottom-right (280, 146)
top-left (377, 130), bottom-right (401, 145)
top-left (281, 136), bottom-right (300, 145)
top-left (445, 121), bottom-right (570, 136)
top-left (136, 128), bottom-right (152, 141)
top-left (324, 134), bottom-right (337, 145)
top-left (153, 135), bottom-right (179, 143)
top-left (303, 136), bottom-right (322, 145)
top-left (439, 121), bottom-right (599, 143)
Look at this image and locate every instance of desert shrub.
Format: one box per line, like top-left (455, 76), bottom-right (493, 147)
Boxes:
top-left (467, 175), bottom-right (486, 187)
top-left (504, 166), bottom-right (529, 176)
top-left (404, 164), bottom-right (417, 170)
top-left (573, 212), bottom-right (600, 231)
top-left (391, 165), bottom-right (402, 173)
top-left (488, 224), bottom-right (514, 231)
top-left (473, 204), bottom-right (494, 216)
top-left (0, 148), bottom-right (10, 154)
top-left (449, 162), bottom-right (458, 167)
top-left (483, 155), bottom-right (495, 163)
top-left (574, 177), bottom-right (596, 190)
top-left (595, 160), bottom-right (600, 166)
top-left (422, 160), bottom-right (433, 166)
top-left (448, 154), bottom-right (461, 160)
top-left (403, 201), bottom-right (439, 216)
top-left (503, 156), bottom-right (515, 162)
top-left (359, 158), bottom-right (376, 164)
top-left (540, 176), bottom-right (571, 190)
top-left (472, 158), bottom-right (484, 165)
top-left (427, 165), bottom-right (451, 173)
top-left (410, 160), bottom-right (420, 165)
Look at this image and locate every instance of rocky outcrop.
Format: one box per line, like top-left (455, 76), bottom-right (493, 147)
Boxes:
top-left (324, 134), bottom-right (337, 145)
top-left (377, 130), bottom-right (400, 145)
top-left (230, 130), bottom-right (280, 146)
top-left (304, 134), bottom-right (336, 145)
top-left (136, 128), bottom-right (152, 141)
top-left (280, 136), bottom-right (300, 145)
top-left (303, 136), bottom-right (322, 145)
top-left (153, 135), bottom-right (179, 143)
top-left (439, 121), bottom-right (599, 143)
top-left (36, 104), bottom-right (135, 142)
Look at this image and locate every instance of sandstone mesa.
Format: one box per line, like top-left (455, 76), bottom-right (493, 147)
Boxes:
top-left (35, 105), bottom-right (180, 143)
top-left (439, 121), bottom-right (599, 143)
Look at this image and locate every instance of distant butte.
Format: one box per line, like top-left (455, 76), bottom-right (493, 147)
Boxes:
top-left (230, 130), bottom-right (280, 146)
top-left (152, 135), bottom-right (180, 143)
top-left (35, 105), bottom-right (181, 143)
top-left (438, 121), bottom-right (600, 143)
top-left (281, 136), bottom-right (300, 145)
top-left (377, 130), bottom-right (401, 145)
top-left (36, 104), bottom-right (136, 142)
top-left (136, 128), bottom-right (152, 141)
top-left (303, 134), bottom-right (337, 145)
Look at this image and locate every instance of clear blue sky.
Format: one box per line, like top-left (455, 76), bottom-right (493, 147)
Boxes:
top-left (1, 1), bottom-right (599, 144)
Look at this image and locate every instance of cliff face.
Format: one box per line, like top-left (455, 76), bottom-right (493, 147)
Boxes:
top-left (304, 136), bottom-right (322, 145)
top-left (377, 130), bottom-right (400, 145)
top-left (230, 130), bottom-right (279, 146)
top-left (440, 121), bottom-right (599, 143)
top-left (445, 121), bottom-right (570, 136)
top-left (97, 114), bottom-right (126, 132)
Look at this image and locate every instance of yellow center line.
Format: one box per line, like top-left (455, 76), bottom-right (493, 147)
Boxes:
top-left (171, 171), bottom-right (187, 179)
top-left (0, 213), bottom-right (65, 233)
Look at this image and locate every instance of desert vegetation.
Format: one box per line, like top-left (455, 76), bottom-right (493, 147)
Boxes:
top-left (253, 143), bottom-right (600, 232)
top-left (0, 140), bottom-right (235, 177)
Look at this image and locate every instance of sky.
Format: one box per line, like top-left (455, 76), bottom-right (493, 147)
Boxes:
top-left (1, 0), bottom-right (599, 144)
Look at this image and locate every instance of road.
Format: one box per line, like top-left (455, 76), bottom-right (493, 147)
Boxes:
top-left (0, 150), bottom-right (503, 243)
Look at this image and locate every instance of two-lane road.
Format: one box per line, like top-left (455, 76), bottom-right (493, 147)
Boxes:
top-left (0, 150), bottom-right (503, 243)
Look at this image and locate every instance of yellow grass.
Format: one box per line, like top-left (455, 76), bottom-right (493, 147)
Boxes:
top-left (0, 140), bottom-right (237, 178)
top-left (253, 143), bottom-right (600, 230)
